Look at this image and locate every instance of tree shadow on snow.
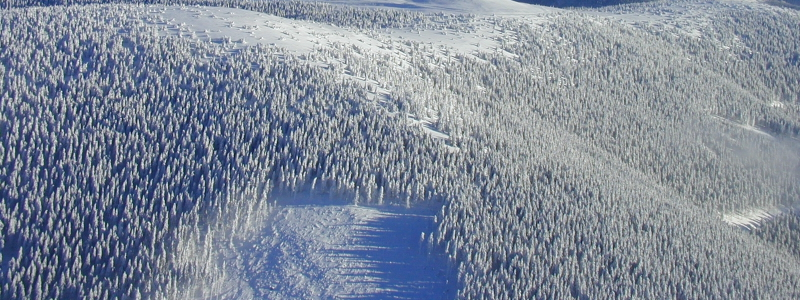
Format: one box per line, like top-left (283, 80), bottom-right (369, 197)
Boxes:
top-left (327, 210), bottom-right (455, 299)
top-left (237, 202), bottom-right (456, 300)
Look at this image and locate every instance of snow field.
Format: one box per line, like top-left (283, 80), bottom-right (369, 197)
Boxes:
top-left (294, 0), bottom-right (562, 15)
top-left (229, 204), bottom-right (454, 299)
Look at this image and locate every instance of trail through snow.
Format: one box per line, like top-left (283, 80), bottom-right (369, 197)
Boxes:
top-left (230, 204), bottom-right (453, 299)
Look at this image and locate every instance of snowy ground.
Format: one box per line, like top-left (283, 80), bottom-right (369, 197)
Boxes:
top-left (296, 0), bottom-right (561, 15)
top-left (139, 5), bottom-right (553, 58)
top-left (723, 202), bottom-right (800, 230)
top-left (228, 204), bottom-right (453, 299)
top-left (722, 206), bottom-right (785, 230)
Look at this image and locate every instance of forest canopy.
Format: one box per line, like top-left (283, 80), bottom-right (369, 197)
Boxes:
top-left (2, 0), bottom-right (800, 299)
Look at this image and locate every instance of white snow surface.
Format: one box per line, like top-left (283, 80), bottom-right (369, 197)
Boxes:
top-left (302, 0), bottom-right (561, 15)
top-left (224, 204), bottom-right (453, 299)
top-left (722, 206), bottom-right (784, 230)
top-left (722, 202), bottom-right (800, 230)
top-left (141, 4), bottom-right (553, 58)
top-left (143, 6), bottom-right (393, 53)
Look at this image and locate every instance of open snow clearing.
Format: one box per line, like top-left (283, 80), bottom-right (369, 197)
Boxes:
top-left (225, 204), bottom-right (453, 299)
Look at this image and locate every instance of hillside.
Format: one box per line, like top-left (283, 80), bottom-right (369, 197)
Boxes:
top-left (2, 0), bottom-right (800, 299)
top-left (512, 0), bottom-right (653, 8)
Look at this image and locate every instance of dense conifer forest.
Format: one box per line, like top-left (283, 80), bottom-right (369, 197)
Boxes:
top-left (2, 0), bottom-right (799, 299)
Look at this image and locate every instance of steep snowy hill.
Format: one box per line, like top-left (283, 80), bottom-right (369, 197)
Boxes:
top-left (2, 0), bottom-right (800, 299)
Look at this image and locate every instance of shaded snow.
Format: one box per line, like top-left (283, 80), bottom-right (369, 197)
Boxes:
top-left (228, 204), bottom-right (454, 299)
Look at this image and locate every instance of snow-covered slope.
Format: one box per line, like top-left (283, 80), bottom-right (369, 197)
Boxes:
top-left (141, 5), bottom-right (551, 58)
top-left (300, 0), bottom-right (562, 14)
top-left (3, 1), bottom-right (800, 299)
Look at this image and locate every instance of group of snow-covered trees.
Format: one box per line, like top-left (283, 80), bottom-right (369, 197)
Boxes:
top-left (0, 4), bottom-right (464, 298)
top-left (428, 6), bottom-right (800, 299)
top-left (2, 0), bottom-right (800, 299)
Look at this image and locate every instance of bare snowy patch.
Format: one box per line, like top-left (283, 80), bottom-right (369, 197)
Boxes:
top-left (226, 204), bottom-right (454, 299)
top-left (710, 115), bottom-right (776, 140)
top-left (722, 206), bottom-right (784, 230)
top-left (722, 201), bottom-right (800, 229)
top-left (141, 6), bottom-right (398, 54)
top-left (293, 0), bottom-right (562, 15)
